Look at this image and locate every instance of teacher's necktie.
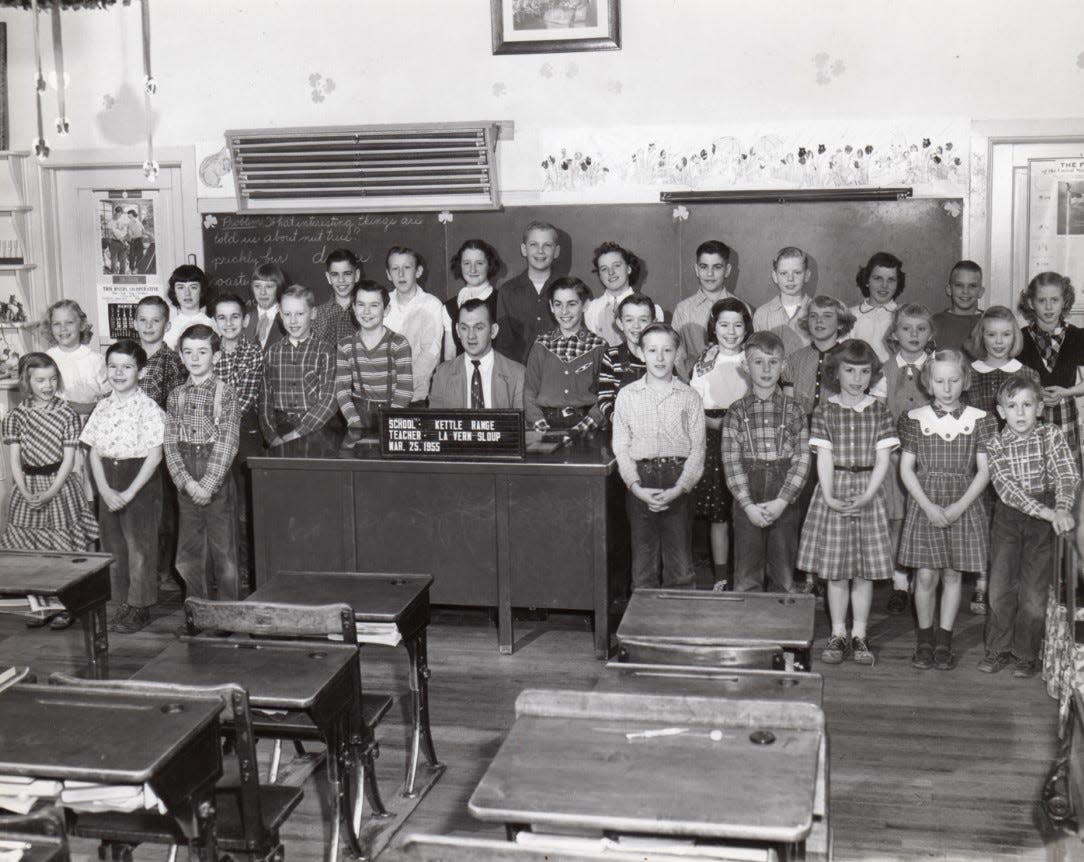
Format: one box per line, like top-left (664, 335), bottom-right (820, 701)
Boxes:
top-left (470, 360), bottom-right (484, 409)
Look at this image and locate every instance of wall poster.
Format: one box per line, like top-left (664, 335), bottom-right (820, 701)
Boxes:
top-left (95, 189), bottom-right (162, 341)
top-left (1028, 158), bottom-right (1084, 310)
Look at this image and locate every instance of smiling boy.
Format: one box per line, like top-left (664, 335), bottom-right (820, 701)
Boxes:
top-left (932, 260), bottom-right (985, 351)
top-left (753, 247), bottom-right (813, 354)
top-left (673, 240), bottom-right (734, 378)
top-left (259, 284), bottom-right (338, 446)
top-left (429, 298), bottom-right (524, 409)
top-left (523, 277), bottom-right (607, 433)
top-left (313, 248), bottom-right (361, 345)
top-left (495, 222), bottom-right (562, 364)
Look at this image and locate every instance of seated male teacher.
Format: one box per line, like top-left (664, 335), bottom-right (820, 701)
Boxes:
top-left (429, 298), bottom-right (525, 410)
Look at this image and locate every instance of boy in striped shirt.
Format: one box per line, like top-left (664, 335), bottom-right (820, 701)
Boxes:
top-left (335, 280), bottom-right (413, 433)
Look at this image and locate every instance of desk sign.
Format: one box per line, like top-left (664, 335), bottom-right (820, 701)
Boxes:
top-left (380, 409), bottom-right (526, 461)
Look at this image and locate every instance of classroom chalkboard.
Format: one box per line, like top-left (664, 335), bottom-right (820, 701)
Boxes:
top-left (201, 199), bottom-right (963, 317)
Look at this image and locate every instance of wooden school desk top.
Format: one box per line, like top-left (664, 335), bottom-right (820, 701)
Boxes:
top-left (248, 571), bottom-right (433, 624)
top-left (0, 550), bottom-right (111, 603)
top-left (132, 638), bottom-right (359, 711)
top-left (595, 662), bottom-right (824, 704)
top-left (0, 684), bottom-right (221, 784)
top-left (617, 589), bottom-right (816, 650)
top-left (469, 689), bottom-right (823, 843)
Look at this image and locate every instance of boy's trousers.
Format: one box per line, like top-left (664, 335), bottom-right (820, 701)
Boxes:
top-left (986, 497), bottom-right (1054, 662)
top-left (732, 458), bottom-right (798, 592)
top-left (628, 457), bottom-right (695, 590)
top-left (99, 457), bottom-right (160, 608)
top-left (175, 442), bottom-right (239, 601)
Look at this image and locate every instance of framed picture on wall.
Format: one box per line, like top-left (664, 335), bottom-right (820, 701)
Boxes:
top-left (491, 0), bottom-right (620, 54)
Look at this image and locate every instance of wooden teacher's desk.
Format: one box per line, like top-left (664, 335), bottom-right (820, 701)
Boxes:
top-left (469, 689), bottom-right (824, 857)
top-left (248, 430), bottom-right (628, 658)
top-left (0, 550), bottom-right (112, 678)
top-left (0, 684), bottom-right (223, 861)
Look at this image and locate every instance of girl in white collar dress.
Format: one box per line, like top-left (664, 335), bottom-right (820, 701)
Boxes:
top-left (898, 349), bottom-right (997, 672)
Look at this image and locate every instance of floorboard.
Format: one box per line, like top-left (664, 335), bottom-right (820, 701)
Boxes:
top-left (0, 586), bottom-right (1078, 861)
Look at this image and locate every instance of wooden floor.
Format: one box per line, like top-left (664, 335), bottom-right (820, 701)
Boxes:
top-left (0, 585), bottom-right (1079, 862)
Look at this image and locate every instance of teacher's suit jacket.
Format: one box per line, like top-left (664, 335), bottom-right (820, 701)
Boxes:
top-left (428, 350), bottom-right (526, 410)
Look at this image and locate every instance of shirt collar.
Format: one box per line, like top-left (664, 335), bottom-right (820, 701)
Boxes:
top-left (896, 352), bottom-right (928, 369)
top-left (972, 358), bottom-right (1022, 373)
top-left (288, 333), bottom-right (311, 347)
top-left (259, 304), bottom-right (279, 318)
top-left (931, 402), bottom-right (965, 418)
top-left (827, 393), bottom-right (877, 412)
top-left (602, 286), bottom-right (634, 306)
top-left (456, 284), bottom-right (493, 306)
top-left (464, 349), bottom-right (494, 373)
top-left (859, 299), bottom-right (898, 314)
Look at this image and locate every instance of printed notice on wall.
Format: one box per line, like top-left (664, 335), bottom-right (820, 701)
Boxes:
top-left (95, 189), bottom-right (164, 342)
top-left (1028, 158), bottom-right (1084, 307)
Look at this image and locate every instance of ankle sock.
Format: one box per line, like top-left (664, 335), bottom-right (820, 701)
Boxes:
top-left (892, 570), bottom-right (910, 591)
top-left (713, 564), bottom-right (730, 584)
top-left (851, 623), bottom-right (867, 640)
top-left (831, 623), bottom-right (847, 638)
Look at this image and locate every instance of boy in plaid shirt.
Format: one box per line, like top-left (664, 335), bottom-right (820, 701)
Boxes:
top-left (612, 323), bottom-right (705, 590)
top-left (721, 331), bottom-right (810, 592)
top-left (164, 324), bottom-right (241, 601)
top-left (260, 284), bottom-right (338, 446)
top-left (135, 295), bottom-right (185, 408)
top-left (980, 374), bottom-right (1080, 677)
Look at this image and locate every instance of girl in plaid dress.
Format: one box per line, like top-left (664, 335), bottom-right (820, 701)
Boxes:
top-left (1016, 272), bottom-right (1084, 461)
top-left (962, 306), bottom-right (1040, 616)
top-left (0, 354), bottom-right (99, 627)
top-left (689, 298), bottom-right (751, 590)
top-left (797, 339), bottom-right (898, 666)
top-left (898, 349), bottom-right (996, 671)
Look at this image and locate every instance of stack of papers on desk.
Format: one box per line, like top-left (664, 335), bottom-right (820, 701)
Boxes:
top-left (0, 839), bottom-right (28, 862)
top-left (60, 781), bottom-right (166, 814)
top-left (0, 776), bottom-right (61, 815)
top-left (328, 622), bottom-right (402, 647)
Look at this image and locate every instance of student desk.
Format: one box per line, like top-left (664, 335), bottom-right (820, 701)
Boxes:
top-left (595, 664), bottom-right (831, 860)
top-left (595, 662), bottom-right (823, 704)
top-left (469, 689), bottom-right (824, 859)
top-left (0, 684), bottom-right (223, 862)
top-left (0, 550), bottom-right (112, 678)
top-left (247, 429), bottom-right (628, 658)
top-left (245, 570), bottom-right (441, 797)
top-left (130, 637), bottom-right (364, 862)
top-left (616, 589), bottom-right (817, 671)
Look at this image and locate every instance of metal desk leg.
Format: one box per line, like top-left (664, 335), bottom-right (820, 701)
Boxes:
top-left (323, 721), bottom-right (344, 862)
top-left (81, 602), bottom-right (109, 679)
top-left (185, 789), bottom-right (217, 862)
top-left (403, 631), bottom-right (442, 797)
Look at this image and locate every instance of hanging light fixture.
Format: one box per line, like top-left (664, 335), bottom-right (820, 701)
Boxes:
top-left (6, 0), bottom-right (152, 171)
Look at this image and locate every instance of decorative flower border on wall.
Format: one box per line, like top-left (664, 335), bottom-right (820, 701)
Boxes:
top-left (538, 122), bottom-right (971, 198)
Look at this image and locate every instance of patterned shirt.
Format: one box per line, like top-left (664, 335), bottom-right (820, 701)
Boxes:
top-left (214, 336), bottom-right (263, 420)
top-left (897, 405), bottom-right (996, 475)
top-left (334, 329), bottom-right (414, 427)
top-left (140, 345), bottom-right (186, 408)
top-left (1, 397), bottom-right (80, 464)
top-left (965, 359), bottom-right (1041, 419)
top-left (259, 334), bottom-right (338, 440)
top-left (612, 376), bottom-right (706, 494)
top-left (313, 299), bottom-right (357, 346)
top-left (783, 344), bottom-right (832, 417)
top-left (809, 395), bottom-right (899, 466)
top-left (164, 375), bottom-right (240, 496)
top-left (987, 424), bottom-right (1081, 518)
top-left (80, 389), bottom-right (165, 459)
top-left (584, 288), bottom-right (664, 347)
top-left (721, 389), bottom-right (810, 509)
top-left (524, 328), bottom-right (607, 430)
top-left (596, 343), bottom-right (646, 423)
top-left (672, 289), bottom-right (735, 379)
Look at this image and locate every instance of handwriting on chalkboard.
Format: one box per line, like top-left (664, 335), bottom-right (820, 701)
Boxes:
top-left (202, 211), bottom-right (440, 298)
